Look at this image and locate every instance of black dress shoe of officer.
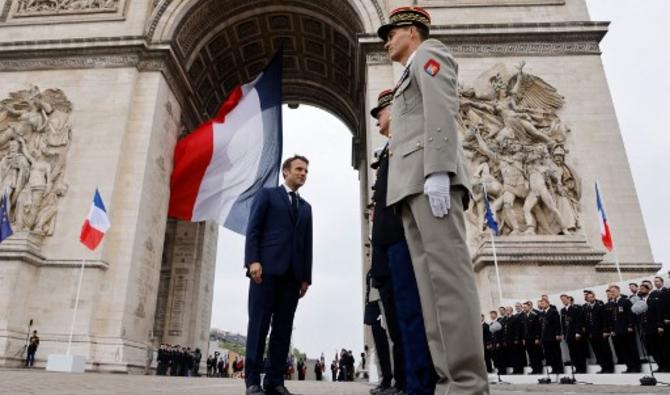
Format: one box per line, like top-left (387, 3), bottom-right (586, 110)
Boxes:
top-left (246, 385), bottom-right (264, 395)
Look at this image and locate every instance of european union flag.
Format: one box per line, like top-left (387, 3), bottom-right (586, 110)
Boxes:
top-left (0, 192), bottom-right (13, 244)
top-left (482, 186), bottom-right (499, 236)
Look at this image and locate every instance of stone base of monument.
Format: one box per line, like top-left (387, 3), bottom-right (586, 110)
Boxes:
top-left (46, 354), bottom-right (86, 373)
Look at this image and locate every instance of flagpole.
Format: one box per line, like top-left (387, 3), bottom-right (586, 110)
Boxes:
top-left (612, 248), bottom-right (623, 283)
top-left (490, 228), bottom-right (504, 304)
top-left (66, 258), bottom-right (86, 356)
top-left (482, 183), bottom-right (504, 304)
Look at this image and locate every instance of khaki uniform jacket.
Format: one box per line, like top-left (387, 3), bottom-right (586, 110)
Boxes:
top-left (387, 39), bottom-right (472, 207)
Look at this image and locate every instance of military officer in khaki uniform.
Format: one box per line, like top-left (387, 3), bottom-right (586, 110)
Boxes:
top-left (378, 6), bottom-right (489, 395)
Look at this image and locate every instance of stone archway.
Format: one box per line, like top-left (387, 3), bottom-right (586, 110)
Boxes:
top-left (148, 0), bottom-right (381, 360)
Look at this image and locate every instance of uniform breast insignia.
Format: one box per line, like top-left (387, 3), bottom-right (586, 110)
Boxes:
top-left (423, 59), bottom-right (440, 77)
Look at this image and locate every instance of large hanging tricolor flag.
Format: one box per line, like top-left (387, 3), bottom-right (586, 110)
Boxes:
top-left (80, 188), bottom-right (111, 251)
top-left (168, 50), bottom-right (283, 235)
top-left (595, 181), bottom-right (613, 251)
top-left (482, 185), bottom-right (499, 236)
top-left (0, 191), bottom-right (13, 244)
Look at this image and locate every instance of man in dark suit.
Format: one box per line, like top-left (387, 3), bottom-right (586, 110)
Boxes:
top-left (244, 155), bottom-right (313, 395)
top-left (560, 295), bottom-right (587, 373)
top-left (521, 301), bottom-right (543, 374)
top-left (652, 276), bottom-right (670, 372)
top-left (583, 290), bottom-right (614, 373)
top-left (506, 305), bottom-right (525, 375)
top-left (637, 282), bottom-right (666, 371)
top-left (539, 298), bottom-right (563, 374)
top-left (606, 285), bottom-right (641, 373)
top-left (482, 314), bottom-right (493, 373)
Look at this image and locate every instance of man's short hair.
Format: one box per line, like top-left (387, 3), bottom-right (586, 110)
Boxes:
top-left (609, 285), bottom-right (620, 291)
top-left (655, 276), bottom-right (664, 283)
top-left (641, 280), bottom-right (652, 285)
top-left (629, 282), bottom-right (638, 287)
top-left (282, 155), bottom-right (309, 172)
top-left (489, 310), bottom-right (498, 315)
top-left (640, 283), bottom-right (651, 291)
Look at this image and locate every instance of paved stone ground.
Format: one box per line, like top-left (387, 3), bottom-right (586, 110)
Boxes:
top-left (1, 369), bottom-right (670, 395)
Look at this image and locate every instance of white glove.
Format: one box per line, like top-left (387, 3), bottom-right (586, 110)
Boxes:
top-left (424, 172), bottom-right (451, 218)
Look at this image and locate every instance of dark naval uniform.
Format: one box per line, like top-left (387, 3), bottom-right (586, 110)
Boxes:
top-left (560, 303), bottom-right (587, 373)
top-left (606, 296), bottom-right (641, 372)
top-left (583, 300), bottom-right (614, 373)
top-left (522, 310), bottom-right (543, 374)
top-left (539, 307), bottom-right (563, 374)
top-left (370, 88), bottom-right (435, 394)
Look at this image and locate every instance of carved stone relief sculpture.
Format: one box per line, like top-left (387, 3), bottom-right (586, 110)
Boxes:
top-left (15, 0), bottom-right (119, 16)
top-left (461, 63), bottom-right (581, 236)
top-left (0, 86), bottom-right (72, 236)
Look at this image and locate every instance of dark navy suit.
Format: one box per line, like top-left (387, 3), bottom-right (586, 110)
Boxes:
top-left (244, 186), bottom-right (312, 389)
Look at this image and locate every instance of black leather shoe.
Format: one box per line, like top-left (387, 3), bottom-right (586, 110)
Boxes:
top-left (246, 385), bottom-right (264, 395)
top-left (265, 385), bottom-right (301, 395)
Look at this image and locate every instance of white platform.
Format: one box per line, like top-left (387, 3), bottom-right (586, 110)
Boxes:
top-left (46, 354), bottom-right (87, 373)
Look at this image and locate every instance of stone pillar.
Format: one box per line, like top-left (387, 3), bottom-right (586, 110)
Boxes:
top-left (154, 220), bottom-right (217, 358)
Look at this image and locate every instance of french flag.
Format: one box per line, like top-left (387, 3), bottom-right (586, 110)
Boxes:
top-left (595, 181), bottom-right (613, 252)
top-left (168, 50), bottom-right (282, 235)
top-left (80, 189), bottom-right (110, 251)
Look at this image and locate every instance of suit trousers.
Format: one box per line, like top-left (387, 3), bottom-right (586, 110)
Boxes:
top-left (542, 340), bottom-right (563, 374)
top-left (612, 332), bottom-right (641, 371)
top-left (525, 342), bottom-right (543, 374)
top-left (371, 313), bottom-right (393, 387)
top-left (401, 189), bottom-right (489, 395)
top-left (377, 277), bottom-right (406, 389)
top-left (588, 334), bottom-right (614, 372)
top-left (566, 337), bottom-right (587, 373)
top-left (245, 273), bottom-right (300, 388)
top-left (388, 240), bottom-right (437, 395)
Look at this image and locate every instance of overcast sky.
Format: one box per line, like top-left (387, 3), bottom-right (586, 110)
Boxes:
top-left (210, 0), bottom-right (670, 359)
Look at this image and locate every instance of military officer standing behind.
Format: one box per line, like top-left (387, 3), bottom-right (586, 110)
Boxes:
top-left (559, 295), bottom-right (587, 373)
top-left (378, 6), bottom-right (488, 394)
top-left (538, 298), bottom-right (563, 375)
top-left (606, 285), bottom-right (641, 373)
top-left (583, 290), bottom-right (614, 373)
top-left (521, 302), bottom-right (543, 374)
top-left (370, 89), bottom-right (437, 395)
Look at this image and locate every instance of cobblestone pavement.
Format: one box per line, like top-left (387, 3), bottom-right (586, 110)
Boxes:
top-left (1, 369), bottom-right (669, 394)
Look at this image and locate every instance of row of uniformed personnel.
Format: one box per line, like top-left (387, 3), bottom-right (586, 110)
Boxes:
top-left (482, 278), bottom-right (670, 376)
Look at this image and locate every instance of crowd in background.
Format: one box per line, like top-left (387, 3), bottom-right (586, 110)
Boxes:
top-left (155, 344), bottom-right (202, 376)
top-left (482, 276), bottom-right (670, 376)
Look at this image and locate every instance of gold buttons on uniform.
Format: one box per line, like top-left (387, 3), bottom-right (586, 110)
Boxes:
top-left (436, 128), bottom-right (441, 132)
top-left (428, 137), bottom-right (433, 142)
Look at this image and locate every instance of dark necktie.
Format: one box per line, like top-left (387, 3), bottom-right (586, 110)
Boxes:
top-left (289, 191), bottom-right (299, 218)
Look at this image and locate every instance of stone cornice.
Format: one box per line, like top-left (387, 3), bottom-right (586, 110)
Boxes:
top-left (0, 37), bottom-right (201, 128)
top-left (359, 21), bottom-right (608, 57)
top-left (595, 262), bottom-right (664, 273)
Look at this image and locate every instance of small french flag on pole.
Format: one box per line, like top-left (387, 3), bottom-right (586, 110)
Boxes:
top-left (595, 181), bottom-right (613, 252)
top-left (80, 189), bottom-right (110, 251)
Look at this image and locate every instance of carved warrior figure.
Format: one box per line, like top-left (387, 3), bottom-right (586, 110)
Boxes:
top-left (0, 86), bottom-right (72, 236)
top-left (460, 63), bottom-right (582, 236)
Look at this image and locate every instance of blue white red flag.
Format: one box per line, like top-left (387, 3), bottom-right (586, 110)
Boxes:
top-left (168, 50), bottom-right (283, 235)
top-left (595, 181), bottom-right (613, 251)
top-left (80, 189), bottom-right (110, 251)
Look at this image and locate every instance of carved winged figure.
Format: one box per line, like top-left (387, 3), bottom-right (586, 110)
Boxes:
top-left (461, 63), bottom-right (582, 237)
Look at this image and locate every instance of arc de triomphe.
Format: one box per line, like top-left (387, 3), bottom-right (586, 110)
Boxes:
top-left (0, 0), bottom-right (659, 372)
